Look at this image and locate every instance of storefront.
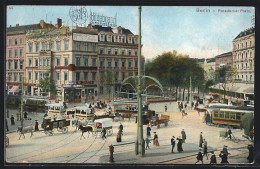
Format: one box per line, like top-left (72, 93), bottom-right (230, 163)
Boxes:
top-left (63, 84), bottom-right (82, 103)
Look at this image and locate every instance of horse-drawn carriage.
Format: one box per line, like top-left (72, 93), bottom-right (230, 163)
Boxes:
top-left (93, 118), bottom-right (113, 136)
top-left (42, 118), bottom-right (70, 135)
top-left (149, 114), bottom-right (170, 129)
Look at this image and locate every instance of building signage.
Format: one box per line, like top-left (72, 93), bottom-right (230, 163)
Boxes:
top-left (73, 85), bottom-right (82, 88)
top-left (73, 33), bottom-right (98, 42)
top-left (90, 10), bottom-right (117, 27)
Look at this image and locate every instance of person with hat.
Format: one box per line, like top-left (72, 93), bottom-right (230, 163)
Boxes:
top-left (199, 132), bottom-right (203, 148)
top-left (153, 132), bottom-right (159, 146)
top-left (24, 111), bottom-right (28, 120)
top-left (35, 120), bottom-right (39, 131)
top-left (219, 150), bottom-right (229, 164)
top-left (222, 145), bottom-right (229, 156)
top-left (181, 129), bottom-right (186, 143)
top-left (203, 139), bottom-right (208, 160)
top-left (10, 115), bottom-right (15, 125)
top-left (145, 137), bottom-right (151, 150)
top-left (210, 151), bottom-right (217, 164)
top-left (147, 124), bottom-right (151, 138)
top-left (195, 150), bottom-right (203, 164)
top-left (177, 136), bottom-right (183, 152)
top-left (171, 136), bottom-right (176, 153)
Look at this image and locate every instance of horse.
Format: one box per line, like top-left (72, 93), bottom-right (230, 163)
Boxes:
top-left (195, 107), bottom-right (207, 116)
top-left (78, 125), bottom-right (93, 139)
top-left (17, 125), bottom-right (34, 140)
top-left (121, 113), bottom-right (133, 122)
top-left (72, 119), bottom-right (89, 131)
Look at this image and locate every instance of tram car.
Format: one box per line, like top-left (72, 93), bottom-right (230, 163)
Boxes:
top-left (24, 97), bottom-right (48, 113)
top-left (66, 106), bottom-right (93, 120)
top-left (45, 103), bottom-right (66, 117)
top-left (42, 118), bottom-right (70, 135)
top-left (207, 108), bottom-right (254, 127)
top-left (6, 95), bottom-right (21, 109)
top-left (93, 118), bottom-right (113, 136)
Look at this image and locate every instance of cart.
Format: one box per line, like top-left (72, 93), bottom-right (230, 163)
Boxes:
top-left (43, 118), bottom-right (70, 136)
top-left (149, 114), bottom-right (170, 129)
top-left (93, 118), bottom-right (113, 136)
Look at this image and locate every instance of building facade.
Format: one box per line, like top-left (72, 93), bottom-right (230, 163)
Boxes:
top-left (215, 52), bottom-right (233, 70)
top-left (232, 26), bottom-right (255, 83)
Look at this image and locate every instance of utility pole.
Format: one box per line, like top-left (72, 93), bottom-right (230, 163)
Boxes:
top-left (135, 6), bottom-right (145, 156)
top-left (190, 76), bottom-right (192, 110)
top-left (20, 77), bottom-right (24, 127)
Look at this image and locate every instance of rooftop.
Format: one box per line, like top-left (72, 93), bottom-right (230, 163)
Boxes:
top-left (234, 26), bottom-right (255, 40)
top-left (215, 52), bottom-right (232, 58)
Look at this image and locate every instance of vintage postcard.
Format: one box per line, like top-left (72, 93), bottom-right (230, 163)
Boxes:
top-left (5, 5), bottom-right (256, 165)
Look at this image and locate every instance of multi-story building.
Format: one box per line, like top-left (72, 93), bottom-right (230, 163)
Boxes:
top-left (196, 58), bottom-right (215, 81)
top-left (232, 26), bottom-right (255, 83)
top-left (6, 20), bottom-right (55, 93)
top-left (215, 52), bottom-right (233, 69)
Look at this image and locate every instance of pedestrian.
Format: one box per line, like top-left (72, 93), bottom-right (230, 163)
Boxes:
top-left (178, 102), bottom-right (182, 112)
top-left (181, 129), bottom-right (186, 143)
top-left (203, 139), bottom-right (208, 160)
top-left (192, 101), bottom-right (194, 110)
top-left (199, 132), bottom-right (203, 148)
top-left (102, 128), bottom-right (106, 140)
top-left (181, 109), bottom-right (187, 118)
top-left (6, 119), bottom-right (9, 131)
top-left (247, 144), bottom-right (254, 163)
top-left (119, 122), bottom-right (123, 135)
top-left (227, 128), bottom-right (232, 139)
top-left (219, 151), bottom-right (229, 164)
top-left (24, 111), bottom-right (28, 120)
top-left (171, 136), bottom-right (176, 153)
top-left (147, 125), bottom-right (151, 138)
top-left (177, 136), bottom-right (183, 152)
top-left (195, 150), bottom-right (203, 164)
top-left (222, 145), bottom-right (229, 156)
top-left (154, 132), bottom-right (159, 146)
top-left (145, 137), bottom-right (151, 150)
top-left (210, 151), bottom-right (217, 164)
top-left (184, 102), bottom-right (187, 109)
top-left (165, 104), bottom-right (167, 112)
top-left (181, 102), bottom-right (184, 110)
top-left (116, 130), bottom-right (122, 142)
top-left (35, 120), bottom-right (39, 131)
top-left (10, 115), bottom-right (15, 125)
top-left (16, 111), bottom-right (20, 121)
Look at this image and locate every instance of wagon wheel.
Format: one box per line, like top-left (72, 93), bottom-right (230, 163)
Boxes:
top-left (62, 127), bottom-right (68, 133)
top-left (107, 129), bottom-right (113, 136)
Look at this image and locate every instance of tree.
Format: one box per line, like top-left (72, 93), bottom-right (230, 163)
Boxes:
top-left (38, 71), bottom-right (56, 97)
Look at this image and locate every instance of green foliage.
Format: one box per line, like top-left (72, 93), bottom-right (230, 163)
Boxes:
top-left (38, 71), bottom-right (56, 96)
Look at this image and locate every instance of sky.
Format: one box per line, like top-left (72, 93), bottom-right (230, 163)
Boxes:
top-left (7, 6), bottom-right (255, 60)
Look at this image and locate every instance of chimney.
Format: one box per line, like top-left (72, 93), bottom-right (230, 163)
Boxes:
top-left (57, 18), bottom-right (62, 28)
top-left (40, 20), bottom-right (45, 28)
top-left (87, 24), bottom-right (93, 28)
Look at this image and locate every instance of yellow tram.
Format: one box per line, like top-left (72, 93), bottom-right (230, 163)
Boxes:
top-left (211, 108), bottom-right (254, 126)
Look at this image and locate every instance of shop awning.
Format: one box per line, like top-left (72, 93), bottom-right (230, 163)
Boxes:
top-left (9, 86), bottom-right (19, 93)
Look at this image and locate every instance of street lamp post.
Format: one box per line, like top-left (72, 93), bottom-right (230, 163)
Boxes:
top-left (135, 6), bottom-right (145, 156)
top-left (20, 77), bottom-right (24, 127)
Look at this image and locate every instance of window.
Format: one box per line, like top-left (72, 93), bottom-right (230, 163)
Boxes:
top-left (28, 58), bottom-right (32, 66)
top-left (47, 59), bottom-right (50, 66)
top-left (115, 60), bottom-right (118, 68)
top-left (15, 49), bottom-right (18, 57)
top-left (135, 60), bottom-right (138, 68)
top-left (64, 72), bottom-right (68, 81)
top-left (56, 41), bottom-right (61, 51)
top-left (83, 42), bottom-right (88, 51)
top-left (100, 48), bottom-right (103, 54)
top-left (14, 61), bottom-right (18, 69)
top-left (246, 42), bottom-right (247, 47)
top-left (35, 72), bottom-right (38, 81)
top-left (76, 57), bottom-right (80, 66)
top-left (42, 42), bottom-right (46, 50)
top-left (64, 58), bottom-right (68, 66)
top-left (8, 61), bottom-right (11, 70)
top-left (129, 61), bottom-right (132, 68)
top-left (20, 49), bottom-right (23, 57)
top-left (92, 58), bottom-right (96, 66)
top-left (135, 51), bottom-right (138, 56)
top-left (15, 39), bottom-right (18, 45)
top-left (122, 61), bottom-right (125, 67)
top-left (40, 72), bottom-right (43, 80)
top-left (122, 49), bottom-right (125, 55)
top-left (9, 49), bottom-right (12, 57)
top-left (242, 53), bottom-right (243, 59)
top-left (101, 34), bottom-right (104, 41)
top-left (241, 43), bottom-right (243, 48)
top-left (214, 111), bottom-right (218, 117)
top-left (56, 58), bottom-right (60, 66)
top-left (91, 43), bottom-right (96, 51)
top-left (76, 72), bottom-right (80, 81)
top-left (236, 113), bottom-right (241, 120)
top-left (40, 58), bottom-right (43, 66)
top-left (43, 58), bottom-right (46, 66)
top-left (122, 72), bottom-right (125, 80)
top-left (14, 73), bottom-right (17, 81)
top-left (75, 42), bottom-right (80, 51)
top-left (225, 112), bottom-right (229, 119)
top-left (64, 40), bottom-right (69, 51)
top-left (28, 72), bottom-right (31, 80)
top-left (8, 73), bottom-right (11, 81)
top-left (250, 52), bottom-right (252, 58)
top-left (237, 44), bottom-right (239, 49)
top-left (128, 37), bottom-right (132, 43)
top-left (230, 113), bottom-right (235, 119)
top-left (20, 61), bottom-right (23, 69)
top-left (108, 60), bottom-right (111, 67)
top-left (92, 72), bottom-right (96, 81)
top-left (115, 72), bottom-right (119, 81)
top-left (107, 48), bottom-right (111, 55)
top-left (100, 60), bottom-right (104, 68)
top-left (35, 43), bottom-right (39, 52)
top-left (84, 72), bottom-right (88, 81)
top-left (128, 50), bottom-right (132, 56)
top-left (219, 111), bottom-right (224, 118)
top-left (9, 39), bottom-right (12, 46)
top-left (115, 49), bottom-right (118, 55)
top-left (246, 52), bottom-right (248, 58)
top-left (250, 41), bottom-right (252, 46)
top-left (19, 74), bottom-right (22, 82)
top-left (49, 42), bottom-right (53, 50)
top-left (20, 38), bottom-right (23, 44)
top-left (84, 58), bottom-right (88, 66)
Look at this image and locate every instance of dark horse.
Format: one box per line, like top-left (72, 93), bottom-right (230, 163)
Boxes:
top-left (78, 125), bottom-right (93, 139)
top-left (121, 113), bottom-right (133, 122)
top-left (195, 107), bottom-right (207, 116)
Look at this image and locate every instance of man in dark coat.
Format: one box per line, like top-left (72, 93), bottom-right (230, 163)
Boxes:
top-left (102, 128), bottom-right (106, 140)
top-left (145, 137), bottom-right (151, 149)
top-left (199, 132), bottom-right (203, 148)
top-left (147, 125), bottom-right (151, 138)
top-left (119, 123), bottom-right (123, 135)
top-left (11, 115), bottom-right (15, 125)
top-left (117, 130), bottom-right (122, 142)
top-left (227, 129), bottom-right (232, 139)
top-left (195, 151), bottom-right (203, 164)
top-left (181, 129), bottom-right (186, 143)
top-left (35, 120), bottom-right (39, 131)
top-left (203, 139), bottom-right (208, 160)
top-left (219, 151), bottom-right (229, 163)
top-left (165, 104), bottom-right (167, 112)
top-left (210, 151), bottom-right (217, 164)
top-left (171, 136), bottom-right (176, 153)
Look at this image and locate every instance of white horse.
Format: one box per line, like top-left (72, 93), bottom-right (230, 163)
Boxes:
top-left (17, 125), bottom-right (34, 140)
top-left (72, 119), bottom-right (89, 131)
